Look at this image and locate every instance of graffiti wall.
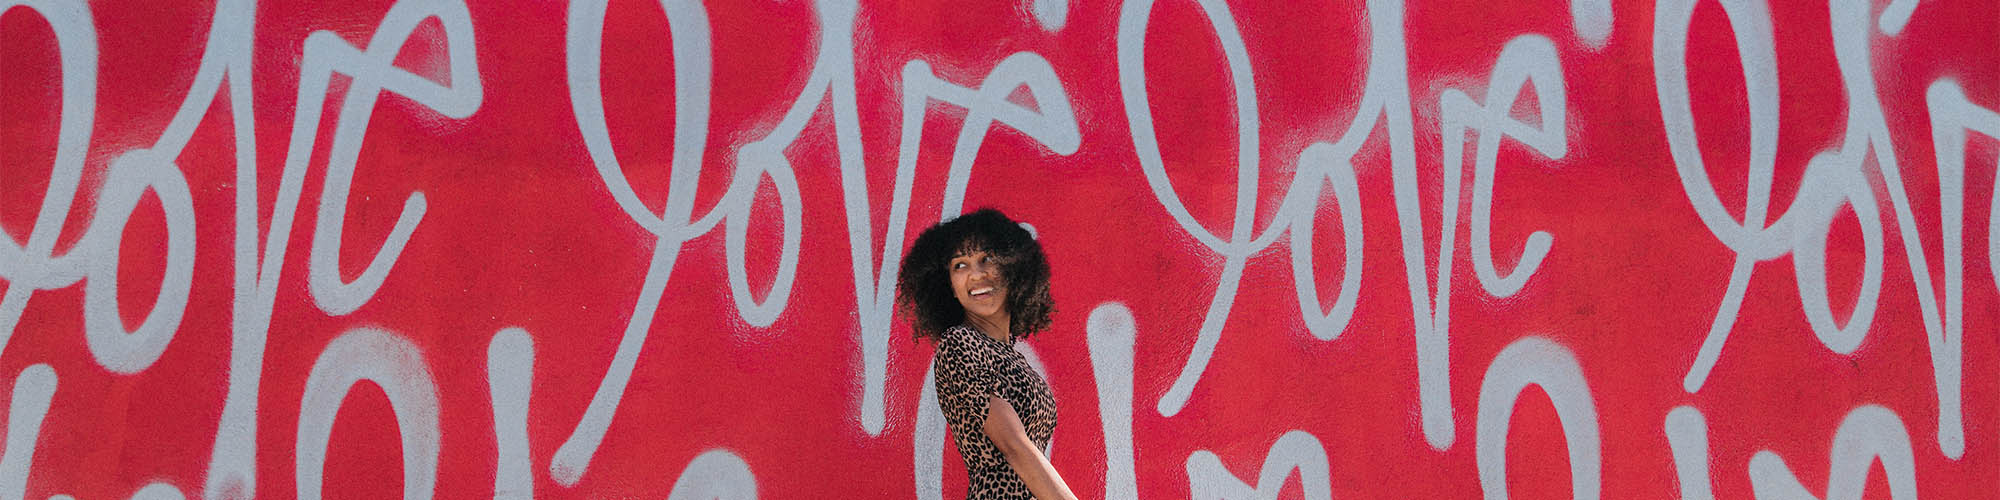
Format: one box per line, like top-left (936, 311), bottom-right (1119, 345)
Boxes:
top-left (3, 0), bottom-right (1998, 497)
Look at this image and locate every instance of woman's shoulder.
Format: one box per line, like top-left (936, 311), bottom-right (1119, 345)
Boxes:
top-left (934, 325), bottom-right (993, 356)
top-left (934, 324), bottom-right (977, 347)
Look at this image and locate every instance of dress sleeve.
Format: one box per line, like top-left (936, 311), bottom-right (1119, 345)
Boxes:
top-left (935, 331), bottom-right (1004, 433)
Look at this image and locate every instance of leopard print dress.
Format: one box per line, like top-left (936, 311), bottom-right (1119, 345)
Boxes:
top-left (934, 324), bottom-right (1058, 499)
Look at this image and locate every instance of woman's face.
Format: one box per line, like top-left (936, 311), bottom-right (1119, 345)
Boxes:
top-left (949, 249), bottom-right (1008, 326)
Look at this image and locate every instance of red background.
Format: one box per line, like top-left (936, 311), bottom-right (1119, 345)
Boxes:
top-left (3, 0), bottom-right (1997, 497)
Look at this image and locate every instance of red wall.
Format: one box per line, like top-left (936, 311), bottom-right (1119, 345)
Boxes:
top-left (3, 0), bottom-right (1998, 498)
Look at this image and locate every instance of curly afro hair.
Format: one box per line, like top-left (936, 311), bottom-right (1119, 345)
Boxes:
top-left (896, 208), bottom-right (1054, 342)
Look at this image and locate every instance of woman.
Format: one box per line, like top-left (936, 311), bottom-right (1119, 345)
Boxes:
top-left (898, 208), bottom-right (1079, 500)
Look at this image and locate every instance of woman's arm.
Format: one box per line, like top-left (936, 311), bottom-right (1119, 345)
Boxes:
top-left (982, 396), bottom-right (1079, 500)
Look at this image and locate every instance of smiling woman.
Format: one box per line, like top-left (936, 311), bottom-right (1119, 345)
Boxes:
top-left (896, 208), bottom-right (1075, 500)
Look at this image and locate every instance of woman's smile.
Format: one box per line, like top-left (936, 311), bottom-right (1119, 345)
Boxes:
top-left (964, 283), bottom-right (1003, 315)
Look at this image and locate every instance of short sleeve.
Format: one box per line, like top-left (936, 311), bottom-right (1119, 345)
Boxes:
top-left (935, 330), bottom-right (1003, 433)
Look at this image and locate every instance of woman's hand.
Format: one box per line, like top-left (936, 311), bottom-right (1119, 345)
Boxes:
top-left (982, 396), bottom-right (1079, 500)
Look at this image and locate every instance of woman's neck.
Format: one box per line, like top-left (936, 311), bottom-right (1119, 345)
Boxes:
top-left (967, 313), bottom-right (1011, 343)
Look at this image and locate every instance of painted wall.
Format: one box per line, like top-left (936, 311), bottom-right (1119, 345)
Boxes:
top-left (2, 0), bottom-right (1997, 497)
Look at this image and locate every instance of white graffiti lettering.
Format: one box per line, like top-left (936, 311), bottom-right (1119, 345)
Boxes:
top-left (1118, 0), bottom-right (1606, 452)
top-left (1474, 336), bottom-right (1600, 500)
top-left (558, 0), bottom-right (1077, 487)
top-left (6, 0), bottom-right (2000, 496)
top-left (294, 328), bottom-right (441, 500)
top-left (1659, 0), bottom-right (2000, 463)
